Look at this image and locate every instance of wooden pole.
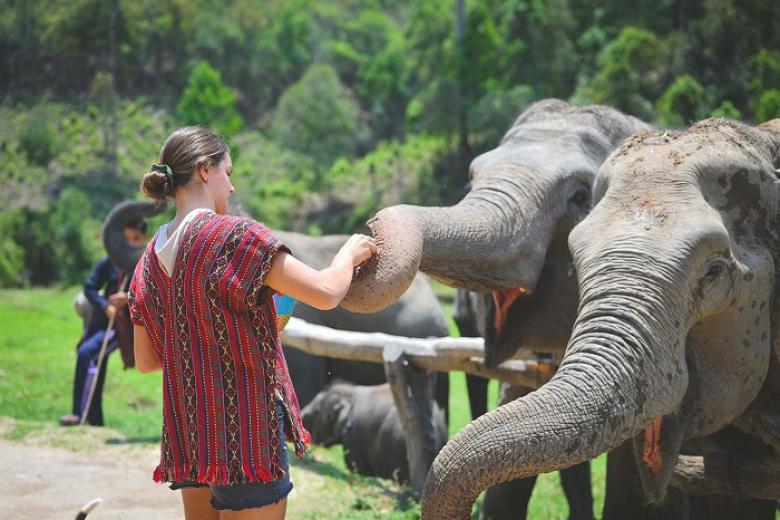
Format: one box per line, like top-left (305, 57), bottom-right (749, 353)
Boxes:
top-left (671, 453), bottom-right (780, 499)
top-left (281, 317), bottom-right (555, 389)
top-left (383, 343), bottom-right (446, 498)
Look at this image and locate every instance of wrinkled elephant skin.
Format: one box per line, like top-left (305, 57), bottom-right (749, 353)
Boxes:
top-left (420, 118), bottom-right (780, 519)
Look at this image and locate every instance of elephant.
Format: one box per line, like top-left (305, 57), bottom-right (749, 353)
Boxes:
top-left (453, 289), bottom-right (594, 520)
top-left (103, 203), bottom-right (457, 420)
top-left (301, 380), bottom-right (448, 483)
top-left (417, 118), bottom-right (780, 519)
top-left (341, 99), bottom-right (651, 519)
top-left (273, 230), bottom-right (452, 414)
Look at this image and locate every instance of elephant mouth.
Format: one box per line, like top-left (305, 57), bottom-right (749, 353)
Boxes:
top-left (492, 288), bottom-right (526, 333)
top-left (484, 288), bottom-right (529, 369)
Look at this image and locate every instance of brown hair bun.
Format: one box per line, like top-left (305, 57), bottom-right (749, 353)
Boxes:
top-left (141, 170), bottom-right (171, 202)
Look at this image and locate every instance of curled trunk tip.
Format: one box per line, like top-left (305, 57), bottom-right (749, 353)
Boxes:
top-left (340, 206), bottom-right (424, 313)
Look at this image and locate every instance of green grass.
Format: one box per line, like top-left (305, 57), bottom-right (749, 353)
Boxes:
top-left (0, 286), bottom-right (607, 519)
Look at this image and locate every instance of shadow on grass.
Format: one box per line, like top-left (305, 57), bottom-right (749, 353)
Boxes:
top-left (290, 450), bottom-right (354, 482)
top-left (105, 436), bottom-right (161, 445)
top-left (291, 447), bottom-right (421, 517)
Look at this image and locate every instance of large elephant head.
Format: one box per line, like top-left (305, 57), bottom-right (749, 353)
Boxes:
top-left (342, 99), bottom-right (650, 368)
top-left (420, 118), bottom-right (780, 519)
top-left (103, 200), bottom-right (167, 272)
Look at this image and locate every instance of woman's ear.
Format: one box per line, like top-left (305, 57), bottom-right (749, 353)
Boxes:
top-left (198, 163), bottom-right (209, 184)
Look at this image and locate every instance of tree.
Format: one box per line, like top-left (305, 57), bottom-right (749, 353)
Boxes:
top-left (710, 100), bottom-right (742, 120)
top-left (586, 26), bottom-right (662, 119)
top-left (755, 90), bottom-right (780, 123)
top-left (51, 187), bottom-right (101, 285)
top-left (655, 74), bottom-right (708, 127)
top-left (270, 64), bottom-right (361, 175)
top-left (176, 60), bottom-right (243, 137)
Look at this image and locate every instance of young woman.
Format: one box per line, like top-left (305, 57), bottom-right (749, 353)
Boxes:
top-left (128, 126), bottom-right (376, 520)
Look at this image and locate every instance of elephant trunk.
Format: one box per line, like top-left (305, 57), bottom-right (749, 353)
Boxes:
top-left (420, 285), bottom-right (687, 519)
top-left (342, 169), bottom-right (552, 312)
top-left (103, 200), bottom-right (167, 273)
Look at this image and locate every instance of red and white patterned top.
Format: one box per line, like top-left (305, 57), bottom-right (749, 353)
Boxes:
top-left (128, 211), bottom-right (310, 485)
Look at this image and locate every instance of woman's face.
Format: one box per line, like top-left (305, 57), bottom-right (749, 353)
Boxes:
top-left (205, 154), bottom-right (235, 214)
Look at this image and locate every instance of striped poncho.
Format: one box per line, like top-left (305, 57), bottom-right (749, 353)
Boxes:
top-left (128, 211), bottom-right (310, 485)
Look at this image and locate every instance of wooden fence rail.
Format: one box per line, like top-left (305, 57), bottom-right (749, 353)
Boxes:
top-left (280, 317), bottom-right (556, 389)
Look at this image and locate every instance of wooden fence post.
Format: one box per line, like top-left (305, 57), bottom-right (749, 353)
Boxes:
top-left (383, 342), bottom-right (444, 498)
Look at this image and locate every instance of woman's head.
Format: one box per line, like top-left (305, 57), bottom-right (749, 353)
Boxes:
top-left (141, 126), bottom-right (234, 214)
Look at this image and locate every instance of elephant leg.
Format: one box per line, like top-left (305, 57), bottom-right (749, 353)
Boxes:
top-left (559, 461), bottom-right (594, 520)
top-left (434, 371), bottom-right (450, 425)
top-left (466, 374), bottom-right (489, 419)
top-left (481, 476), bottom-right (537, 520)
top-left (604, 439), bottom-right (689, 520)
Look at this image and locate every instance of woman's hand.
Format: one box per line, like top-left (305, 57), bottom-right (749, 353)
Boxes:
top-left (337, 234), bottom-right (378, 267)
top-left (265, 234), bottom-right (378, 311)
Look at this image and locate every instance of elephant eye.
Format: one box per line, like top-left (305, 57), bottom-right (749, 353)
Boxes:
top-left (703, 261), bottom-right (726, 281)
top-left (571, 189), bottom-right (590, 208)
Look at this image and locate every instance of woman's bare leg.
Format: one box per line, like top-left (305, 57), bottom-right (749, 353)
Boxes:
top-left (181, 487), bottom-right (219, 520)
top-left (218, 499), bottom-right (287, 520)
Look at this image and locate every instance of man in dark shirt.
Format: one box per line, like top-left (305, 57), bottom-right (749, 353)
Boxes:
top-left (59, 219), bottom-right (148, 426)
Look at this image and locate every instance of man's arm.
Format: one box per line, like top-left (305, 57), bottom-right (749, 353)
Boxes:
top-left (84, 258), bottom-right (111, 313)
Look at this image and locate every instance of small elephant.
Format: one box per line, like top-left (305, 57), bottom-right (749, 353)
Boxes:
top-left (301, 380), bottom-right (448, 484)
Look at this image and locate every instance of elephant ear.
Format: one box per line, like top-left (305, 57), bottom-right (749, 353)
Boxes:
top-left (333, 398), bottom-right (354, 441)
top-left (757, 119), bottom-right (780, 360)
top-left (758, 118), bottom-right (780, 169)
top-left (103, 200), bottom-right (167, 273)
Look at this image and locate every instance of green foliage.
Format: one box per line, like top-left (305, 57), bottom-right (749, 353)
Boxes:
top-left (270, 64), bottom-right (362, 171)
top-left (710, 100), bottom-right (742, 120)
top-left (329, 9), bottom-right (411, 141)
top-left (176, 60), bottom-right (243, 137)
top-left (655, 75), bottom-right (708, 127)
top-left (586, 26), bottom-right (662, 119)
top-left (323, 134), bottom-right (450, 232)
top-left (230, 131), bottom-right (317, 230)
top-left (755, 90), bottom-right (780, 123)
top-left (1, 208), bottom-right (59, 286)
top-left (2, 0), bottom-right (780, 288)
top-left (18, 103), bottom-right (64, 167)
top-left (50, 187), bottom-right (102, 286)
top-left (747, 49), bottom-right (780, 97)
top-left (0, 217), bottom-right (24, 287)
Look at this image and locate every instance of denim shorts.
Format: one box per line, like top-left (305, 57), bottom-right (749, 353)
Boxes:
top-left (169, 401), bottom-right (294, 511)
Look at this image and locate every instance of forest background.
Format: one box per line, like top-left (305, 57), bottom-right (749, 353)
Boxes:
top-left (1, 0), bottom-right (779, 287)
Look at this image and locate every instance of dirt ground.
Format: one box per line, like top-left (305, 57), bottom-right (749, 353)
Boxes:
top-left (0, 437), bottom-right (181, 519)
top-left (0, 421), bottom-right (328, 520)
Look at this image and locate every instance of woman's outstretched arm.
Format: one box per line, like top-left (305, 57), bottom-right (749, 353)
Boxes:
top-left (265, 234), bottom-right (377, 311)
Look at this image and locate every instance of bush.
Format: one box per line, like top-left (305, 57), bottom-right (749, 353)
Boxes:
top-left (321, 134), bottom-right (449, 232)
top-left (754, 90), bottom-right (780, 123)
top-left (18, 103), bottom-right (64, 167)
top-left (270, 64), bottom-right (362, 173)
top-left (655, 75), bottom-right (708, 127)
top-left (0, 215), bottom-right (24, 287)
top-left (229, 132), bottom-right (316, 230)
top-left (710, 100), bottom-right (742, 120)
top-left (177, 61), bottom-right (244, 138)
top-left (586, 27), bottom-right (662, 119)
top-left (50, 187), bottom-right (102, 285)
